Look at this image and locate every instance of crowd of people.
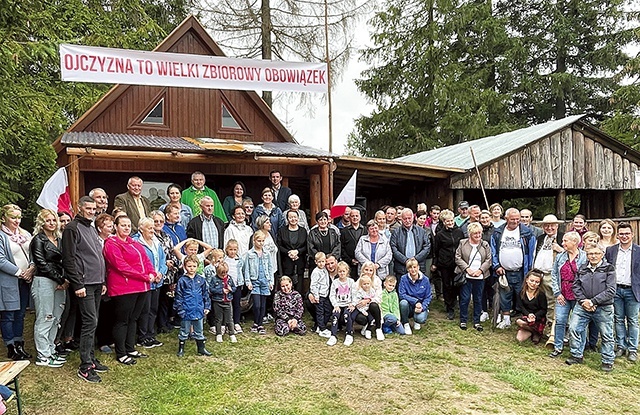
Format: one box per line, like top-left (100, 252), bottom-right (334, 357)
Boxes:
top-left (0, 170), bottom-right (637, 389)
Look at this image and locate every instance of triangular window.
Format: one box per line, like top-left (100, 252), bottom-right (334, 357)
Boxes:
top-left (221, 104), bottom-right (241, 129)
top-left (142, 99), bottom-right (164, 124)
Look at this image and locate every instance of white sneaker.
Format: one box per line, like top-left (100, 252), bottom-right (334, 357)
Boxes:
top-left (319, 329), bottom-right (332, 338)
top-left (209, 326), bottom-right (216, 335)
top-left (376, 328), bottom-right (385, 341)
top-left (327, 336), bottom-right (338, 346)
top-left (365, 330), bottom-right (372, 340)
top-left (344, 334), bottom-right (354, 346)
top-left (221, 326), bottom-right (226, 335)
top-left (414, 322), bottom-right (421, 331)
top-left (234, 324), bottom-right (243, 333)
top-left (496, 319), bottom-right (511, 329)
top-left (216, 334), bottom-right (223, 343)
top-left (230, 335), bottom-right (237, 343)
top-left (480, 312), bottom-right (489, 322)
top-left (404, 323), bottom-right (413, 335)
top-left (360, 325), bottom-right (368, 337)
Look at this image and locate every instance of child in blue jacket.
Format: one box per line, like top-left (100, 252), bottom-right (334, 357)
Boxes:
top-left (206, 261), bottom-right (237, 343)
top-left (174, 255), bottom-right (211, 357)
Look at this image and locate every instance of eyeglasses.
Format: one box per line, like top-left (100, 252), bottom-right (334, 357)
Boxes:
top-left (586, 252), bottom-right (603, 256)
top-left (618, 232), bottom-right (632, 236)
top-left (244, 206), bottom-right (254, 209)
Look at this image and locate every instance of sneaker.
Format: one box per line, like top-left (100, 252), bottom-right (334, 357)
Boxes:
top-left (63, 340), bottom-right (78, 351)
top-left (403, 323), bottom-right (413, 335)
top-left (496, 319), bottom-right (511, 330)
top-left (77, 366), bottom-right (101, 383)
top-left (250, 324), bottom-right (259, 333)
top-left (615, 348), bottom-right (626, 358)
top-left (413, 322), bottom-right (421, 331)
top-left (92, 358), bottom-right (109, 373)
top-left (216, 334), bottom-right (223, 343)
top-left (318, 329), bottom-right (332, 338)
top-left (628, 351), bottom-right (638, 362)
top-left (36, 356), bottom-right (64, 368)
top-left (266, 313), bottom-right (274, 322)
top-left (209, 326), bottom-right (217, 335)
top-left (446, 311), bottom-right (454, 320)
top-left (53, 354), bottom-right (67, 362)
top-left (375, 328), bottom-right (385, 341)
top-left (150, 338), bottom-right (163, 348)
top-left (344, 334), bottom-right (354, 346)
top-left (55, 345), bottom-right (70, 357)
top-left (480, 312), bottom-right (489, 322)
top-left (230, 335), bottom-right (238, 343)
top-left (549, 349), bottom-right (562, 358)
top-left (474, 324), bottom-right (483, 332)
top-left (99, 345), bottom-right (113, 353)
top-left (360, 325), bottom-right (367, 337)
top-left (601, 362), bottom-right (614, 372)
top-left (459, 322), bottom-right (467, 330)
top-left (327, 336), bottom-right (338, 346)
top-left (565, 356), bottom-right (584, 365)
top-left (221, 326), bottom-right (226, 335)
top-left (141, 338), bottom-right (155, 349)
top-left (364, 330), bottom-right (372, 340)
top-left (258, 326), bottom-right (267, 335)
top-left (234, 324), bottom-right (243, 333)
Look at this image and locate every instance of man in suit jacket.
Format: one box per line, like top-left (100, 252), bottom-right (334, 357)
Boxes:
top-left (390, 208), bottom-right (431, 278)
top-left (186, 196), bottom-right (224, 250)
top-left (113, 176), bottom-right (150, 233)
top-left (605, 222), bottom-right (640, 362)
top-left (270, 169), bottom-right (292, 212)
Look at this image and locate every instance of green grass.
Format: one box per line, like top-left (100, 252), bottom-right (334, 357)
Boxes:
top-left (14, 301), bottom-right (640, 414)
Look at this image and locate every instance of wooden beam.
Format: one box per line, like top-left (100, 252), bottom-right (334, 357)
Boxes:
top-left (66, 147), bottom-right (330, 166)
top-left (454, 189), bottom-right (464, 208)
top-left (309, 174), bottom-right (321, 226)
top-left (68, 155), bottom-right (80, 211)
top-left (321, 164), bottom-right (330, 210)
top-left (556, 189), bottom-right (566, 220)
top-left (614, 190), bottom-right (625, 217)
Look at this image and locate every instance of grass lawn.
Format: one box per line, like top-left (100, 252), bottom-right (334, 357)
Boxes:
top-left (16, 300), bottom-right (640, 415)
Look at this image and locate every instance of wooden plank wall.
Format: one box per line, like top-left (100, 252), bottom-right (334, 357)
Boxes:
top-left (451, 126), bottom-right (639, 190)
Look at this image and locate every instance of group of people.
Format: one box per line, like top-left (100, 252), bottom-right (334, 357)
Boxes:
top-left (0, 171), bottom-right (637, 389)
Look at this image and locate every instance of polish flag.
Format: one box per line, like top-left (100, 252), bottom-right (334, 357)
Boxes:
top-left (330, 170), bottom-right (357, 219)
top-left (36, 168), bottom-right (73, 214)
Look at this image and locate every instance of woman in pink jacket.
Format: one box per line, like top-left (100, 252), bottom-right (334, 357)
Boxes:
top-left (103, 215), bottom-right (160, 366)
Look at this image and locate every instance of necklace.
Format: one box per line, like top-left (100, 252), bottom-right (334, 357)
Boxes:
top-left (319, 228), bottom-right (328, 236)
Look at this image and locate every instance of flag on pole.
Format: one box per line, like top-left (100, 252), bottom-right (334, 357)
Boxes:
top-left (36, 168), bottom-right (73, 214)
top-left (330, 170), bottom-right (357, 219)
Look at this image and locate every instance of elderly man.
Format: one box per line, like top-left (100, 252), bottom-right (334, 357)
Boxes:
top-left (454, 201), bottom-right (470, 227)
top-left (89, 188), bottom-right (109, 215)
top-left (340, 208), bottom-right (366, 280)
top-left (461, 204), bottom-right (481, 237)
top-left (390, 208), bottom-right (431, 280)
top-left (605, 222), bottom-right (640, 362)
top-left (181, 171), bottom-right (226, 221)
top-left (533, 214), bottom-right (565, 346)
top-left (61, 196), bottom-right (108, 383)
top-left (270, 170), bottom-right (292, 212)
top-left (520, 209), bottom-right (544, 238)
top-left (186, 196), bottom-right (225, 250)
top-left (114, 177), bottom-right (150, 233)
top-left (491, 208), bottom-right (537, 329)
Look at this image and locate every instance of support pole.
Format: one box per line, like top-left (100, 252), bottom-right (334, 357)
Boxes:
top-left (321, 164), bottom-right (330, 210)
top-left (68, 155), bottom-right (80, 211)
top-left (310, 174), bottom-right (321, 226)
top-left (470, 147), bottom-right (489, 210)
top-left (556, 189), bottom-right (566, 220)
top-left (614, 190), bottom-right (625, 218)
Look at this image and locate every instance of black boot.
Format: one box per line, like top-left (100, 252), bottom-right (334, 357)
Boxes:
top-left (177, 340), bottom-right (185, 357)
top-left (7, 344), bottom-right (17, 360)
top-left (196, 340), bottom-right (211, 356)
top-left (15, 341), bottom-right (32, 359)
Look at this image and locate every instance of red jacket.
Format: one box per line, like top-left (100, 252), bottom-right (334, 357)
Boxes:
top-left (103, 236), bottom-right (154, 297)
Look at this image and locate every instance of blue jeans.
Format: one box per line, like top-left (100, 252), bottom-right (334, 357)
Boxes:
top-left (31, 277), bottom-right (66, 359)
top-left (553, 299), bottom-right (576, 351)
top-left (614, 286), bottom-right (640, 352)
top-left (399, 300), bottom-right (428, 325)
top-left (459, 278), bottom-right (484, 324)
top-left (569, 304), bottom-right (615, 364)
top-left (179, 318), bottom-right (205, 341)
top-left (0, 279), bottom-right (30, 345)
top-left (499, 269), bottom-right (524, 313)
top-left (382, 314), bottom-right (406, 335)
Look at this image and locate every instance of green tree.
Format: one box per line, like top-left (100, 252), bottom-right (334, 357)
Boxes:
top-left (0, 0), bottom-right (191, 224)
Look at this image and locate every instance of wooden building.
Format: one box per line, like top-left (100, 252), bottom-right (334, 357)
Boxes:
top-left (53, 16), bottom-right (335, 219)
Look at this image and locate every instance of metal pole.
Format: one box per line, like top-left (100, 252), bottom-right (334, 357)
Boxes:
top-left (324, 0), bottom-right (333, 153)
top-left (470, 147), bottom-right (489, 210)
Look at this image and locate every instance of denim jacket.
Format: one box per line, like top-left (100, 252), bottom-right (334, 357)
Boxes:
top-left (551, 250), bottom-right (587, 297)
top-left (239, 248), bottom-right (274, 286)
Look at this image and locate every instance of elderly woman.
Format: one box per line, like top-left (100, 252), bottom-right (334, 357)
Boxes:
top-left (224, 205), bottom-right (253, 256)
top-left (598, 219), bottom-right (618, 248)
top-left (0, 204), bottom-right (35, 360)
top-left (103, 215), bottom-right (159, 365)
top-left (30, 209), bottom-right (67, 367)
top-left (242, 198), bottom-right (255, 227)
top-left (252, 187), bottom-right (285, 240)
top-left (277, 210), bottom-right (307, 294)
top-left (223, 181), bottom-right (247, 222)
top-left (160, 184), bottom-right (193, 229)
top-left (354, 219), bottom-right (393, 282)
top-left (308, 211), bottom-right (341, 272)
top-left (273, 276), bottom-right (307, 336)
top-left (432, 209), bottom-right (465, 321)
top-left (455, 222), bottom-right (492, 331)
top-left (548, 231), bottom-right (587, 358)
top-left (283, 194), bottom-right (309, 232)
top-left (133, 217), bottom-right (168, 349)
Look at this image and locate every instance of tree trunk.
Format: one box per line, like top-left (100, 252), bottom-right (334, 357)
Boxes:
top-left (261, 0), bottom-right (273, 107)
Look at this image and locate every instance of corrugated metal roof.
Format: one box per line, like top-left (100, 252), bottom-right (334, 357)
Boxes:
top-left (60, 132), bottom-right (336, 158)
top-left (395, 114), bottom-right (586, 170)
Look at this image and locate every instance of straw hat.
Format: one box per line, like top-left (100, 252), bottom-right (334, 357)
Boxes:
top-left (541, 214), bottom-right (562, 224)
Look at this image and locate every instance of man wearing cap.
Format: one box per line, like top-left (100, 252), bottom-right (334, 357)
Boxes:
top-left (520, 209), bottom-right (544, 238)
top-left (533, 214), bottom-right (565, 346)
top-left (454, 201), bottom-right (470, 228)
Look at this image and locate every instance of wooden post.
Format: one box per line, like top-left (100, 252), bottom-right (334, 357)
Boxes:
top-left (68, 155), bottom-right (80, 211)
top-left (614, 190), bottom-right (625, 218)
top-left (310, 174), bottom-right (321, 226)
top-left (321, 164), bottom-right (330, 210)
top-left (556, 189), bottom-right (566, 220)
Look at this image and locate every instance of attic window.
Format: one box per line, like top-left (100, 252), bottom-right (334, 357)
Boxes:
top-left (142, 99), bottom-right (164, 124)
top-left (221, 104), bottom-right (241, 129)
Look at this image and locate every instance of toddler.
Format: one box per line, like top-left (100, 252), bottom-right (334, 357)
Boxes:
top-left (309, 252), bottom-right (332, 338)
top-left (327, 261), bottom-right (355, 347)
top-left (206, 262), bottom-right (237, 343)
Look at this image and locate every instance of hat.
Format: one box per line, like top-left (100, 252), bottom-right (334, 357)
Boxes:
top-left (541, 214), bottom-right (562, 224)
top-left (458, 201), bottom-right (470, 209)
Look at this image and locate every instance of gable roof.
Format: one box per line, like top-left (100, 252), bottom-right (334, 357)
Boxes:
top-left (395, 114), bottom-right (586, 170)
top-left (64, 15), bottom-right (295, 143)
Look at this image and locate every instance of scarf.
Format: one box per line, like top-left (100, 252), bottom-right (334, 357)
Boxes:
top-left (2, 224), bottom-right (28, 246)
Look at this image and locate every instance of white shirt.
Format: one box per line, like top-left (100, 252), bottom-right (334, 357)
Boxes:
top-left (499, 227), bottom-right (523, 271)
top-left (615, 245), bottom-right (632, 285)
top-left (467, 244), bottom-right (483, 280)
top-left (533, 234), bottom-right (556, 273)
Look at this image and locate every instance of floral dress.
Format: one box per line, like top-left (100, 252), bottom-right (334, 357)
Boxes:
top-left (273, 290), bottom-right (307, 336)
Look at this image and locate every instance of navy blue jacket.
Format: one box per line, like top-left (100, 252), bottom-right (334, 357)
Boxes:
top-left (605, 243), bottom-right (640, 302)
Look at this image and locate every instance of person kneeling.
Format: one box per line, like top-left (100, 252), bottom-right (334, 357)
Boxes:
top-left (398, 259), bottom-right (432, 335)
top-left (515, 270), bottom-right (547, 344)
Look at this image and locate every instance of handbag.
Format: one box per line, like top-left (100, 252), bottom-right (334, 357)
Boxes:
top-left (454, 247), bottom-right (480, 287)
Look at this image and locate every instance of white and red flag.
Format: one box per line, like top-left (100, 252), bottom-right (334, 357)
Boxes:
top-left (330, 170), bottom-right (357, 219)
top-left (36, 168), bottom-right (73, 214)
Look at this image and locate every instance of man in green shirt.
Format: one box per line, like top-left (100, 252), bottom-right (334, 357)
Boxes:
top-left (181, 171), bottom-right (226, 222)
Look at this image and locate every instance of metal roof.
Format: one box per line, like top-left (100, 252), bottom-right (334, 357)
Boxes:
top-left (395, 114), bottom-right (586, 170)
top-left (60, 132), bottom-right (336, 158)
